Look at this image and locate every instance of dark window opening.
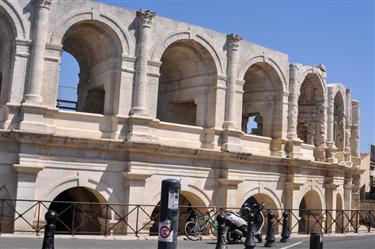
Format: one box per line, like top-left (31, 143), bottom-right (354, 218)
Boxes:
top-left (162, 101), bottom-right (197, 126)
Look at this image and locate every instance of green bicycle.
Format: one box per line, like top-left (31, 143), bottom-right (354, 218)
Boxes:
top-left (184, 209), bottom-right (219, 241)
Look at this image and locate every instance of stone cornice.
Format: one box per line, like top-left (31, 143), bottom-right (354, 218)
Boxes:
top-left (0, 129), bottom-right (363, 177)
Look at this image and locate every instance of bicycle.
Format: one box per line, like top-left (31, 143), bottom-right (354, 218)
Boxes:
top-left (184, 209), bottom-right (219, 241)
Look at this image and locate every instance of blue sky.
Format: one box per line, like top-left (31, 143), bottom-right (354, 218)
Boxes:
top-left (60, 0), bottom-right (374, 153)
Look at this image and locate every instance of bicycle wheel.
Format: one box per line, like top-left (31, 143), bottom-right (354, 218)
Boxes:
top-left (184, 221), bottom-right (201, 241)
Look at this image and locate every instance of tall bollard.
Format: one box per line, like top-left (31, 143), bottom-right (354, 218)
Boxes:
top-left (215, 214), bottom-right (227, 249)
top-left (309, 233), bottom-right (323, 249)
top-left (158, 179), bottom-right (180, 249)
top-left (264, 210), bottom-right (275, 247)
top-left (244, 211), bottom-right (256, 249)
top-left (42, 210), bottom-right (58, 249)
top-left (280, 210), bottom-right (290, 242)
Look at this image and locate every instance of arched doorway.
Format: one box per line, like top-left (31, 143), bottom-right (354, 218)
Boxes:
top-left (0, 8), bottom-right (16, 105)
top-left (57, 20), bottom-right (123, 114)
top-left (241, 62), bottom-right (283, 138)
top-left (297, 74), bottom-right (325, 146)
top-left (49, 187), bottom-right (107, 234)
top-left (242, 193), bottom-right (280, 234)
top-left (149, 193), bottom-right (208, 235)
top-left (333, 92), bottom-right (345, 152)
top-left (335, 194), bottom-right (343, 233)
top-left (298, 190), bottom-right (323, 233)
top-left (157, 39), bottom-right (217, 128)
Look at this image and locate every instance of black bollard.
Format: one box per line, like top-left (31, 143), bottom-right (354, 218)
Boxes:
top-left (280, 210), bottom-right (290, 242)
top-left (244, 211), bottom-right (256, 249)
top-left (157, 179), bottom-right (180, 249)
top-left (215, 214), bottom-right (227, 249)
top-left (264, 210), bottom-right (276, 247)
top-left (42, 210), bottom-right (58, 249)
top-left (309, 233), bottom-right (323, 249)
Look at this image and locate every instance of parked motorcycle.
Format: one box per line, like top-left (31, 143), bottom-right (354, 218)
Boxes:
top-left (224, 202), bottom-right (265, 244)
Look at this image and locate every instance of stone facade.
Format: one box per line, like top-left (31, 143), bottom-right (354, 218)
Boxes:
top-left (0, 0), bottom-right (363, 234)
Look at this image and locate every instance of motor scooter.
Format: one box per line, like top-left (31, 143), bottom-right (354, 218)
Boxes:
top-left (224, 202), bottom-right (265, 244)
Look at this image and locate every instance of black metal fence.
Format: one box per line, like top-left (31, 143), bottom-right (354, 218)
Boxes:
top-left (1, 199), bottom-right (374, 237)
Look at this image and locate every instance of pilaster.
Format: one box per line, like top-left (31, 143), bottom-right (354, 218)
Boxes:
top-left (13, 162), bottom-right (44, 232)
top-left (217, 178), bottom-right (243, 208)
top-left (122, 172), bottom-right (152, 234)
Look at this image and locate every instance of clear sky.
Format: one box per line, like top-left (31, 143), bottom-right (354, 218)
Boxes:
top-left (60, 0), bottom-right (374, 153)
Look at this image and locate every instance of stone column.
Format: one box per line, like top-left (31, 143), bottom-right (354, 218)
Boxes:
top-left (130, 9), bottom-right (155, 117)
top-left (223, 34), bottom-right (241, 130)
top-left (122, 172), bottom-right (151, 234)
top-left (23, 0), bottom-right (53, 105)
top-left (287, 64), bottom-right (301, 140)
top-left (351, 101), bottom-right (360, 157)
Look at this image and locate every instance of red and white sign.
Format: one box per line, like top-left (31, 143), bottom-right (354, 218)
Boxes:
top-left (158, 220), bottom-right (173, 242)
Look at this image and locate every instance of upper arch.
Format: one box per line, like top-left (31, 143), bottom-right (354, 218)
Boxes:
top-left (300, 67), bottom-right (327, 96)
top-left (238, 56), bottom-right (287, 92)
top-left (49, 9), bottom-right (130, 55)
top-left (0, 1), bottom-right (27, 39)
top-left (151, 30), bottom-right (224, 75)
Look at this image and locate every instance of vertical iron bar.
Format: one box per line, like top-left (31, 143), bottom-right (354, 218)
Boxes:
top-left (104, 204), bottom-right (109, 236)
top-left (355, 210), bottom-right (358, 233)
top-left (71, 204), bottom-right (76, 236)
top-left (0, 200), bottom-right (4, 233)
top-left (307, 210), bottom-right (310, 234)
top-left (341, 210), bottom-right (344, 233)
top-left (367, 210), bottom-right (372, 232)
top-left (324, 210), bottom-right (328, 234)
top-left (36, 201), bottom-right (41, 236)
top-left (136, 205), bottom-right (140, 236)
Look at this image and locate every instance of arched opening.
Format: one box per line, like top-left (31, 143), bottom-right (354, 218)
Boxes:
top-left (57, 20), bottom-right (123, 115)
top-left (297, 74), bottom-right (325, 145)
top-left (333, 92), bottom-right (345, 151)
top-left (242, 62), bottom-right (283, 138)
top-left (157, 39), bottom-right (217, 127)
top-left (242, 193), bottom-right (280, 234)
top-left (56, 51), bottom-right (80, 110)
top-left (49, 187), bottom-right (107, 234)
top-left (335, 194), bottom-right (343, 233)
top-left (149, 192), bottom-right (208, 236)
top-left (0, 8), bottom-right (16, 105)
top-left (298, 190), bottom-right (323, 233)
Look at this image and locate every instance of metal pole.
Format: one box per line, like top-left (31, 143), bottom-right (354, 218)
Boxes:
top-left (309, 232), bottom-right (323, 249)
top-left (42, 210), bottom-right (58, 249)
top-left (158, 179), bottom-right (180, 249)
top-left (215, 214), bottom-right (227, 249)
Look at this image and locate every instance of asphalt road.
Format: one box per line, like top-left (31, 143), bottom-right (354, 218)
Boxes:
top-left (0, 234), bottom-right (374, 249)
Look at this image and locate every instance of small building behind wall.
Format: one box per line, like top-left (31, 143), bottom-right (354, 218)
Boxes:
top-left (0, 0), bottom-right (363, 235)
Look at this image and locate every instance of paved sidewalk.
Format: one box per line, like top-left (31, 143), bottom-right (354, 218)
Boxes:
top-left (1, 234), bottom-right (375, 249)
